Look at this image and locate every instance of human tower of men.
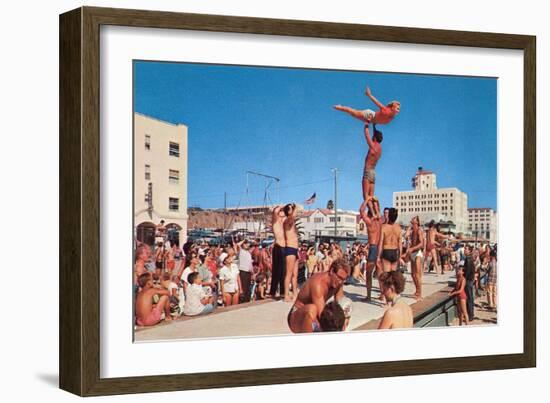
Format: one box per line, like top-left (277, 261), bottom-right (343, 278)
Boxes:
top-left (287, 86), bottom-right (413, 333)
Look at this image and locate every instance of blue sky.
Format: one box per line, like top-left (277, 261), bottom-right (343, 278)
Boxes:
top-left (134, 61), bottom-right (497, 212)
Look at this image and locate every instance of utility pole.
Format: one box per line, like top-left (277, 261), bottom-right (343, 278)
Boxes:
top-left (331, 168), bottom-right (338, 238)
top-left (223, 192), bottom-right (227, 238)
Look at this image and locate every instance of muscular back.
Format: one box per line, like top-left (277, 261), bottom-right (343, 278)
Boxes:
top-left (367, 219), bottom-right (381, 245)
top-left (296, 272), bottom-right (336, 308)
top-left (381, 223), bottom-right (401, 249)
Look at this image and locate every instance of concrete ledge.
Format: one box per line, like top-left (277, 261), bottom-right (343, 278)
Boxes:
top-left (353, 282), bottom-right (456, 331)
top-left (135, 298), bottom-right (276, 333)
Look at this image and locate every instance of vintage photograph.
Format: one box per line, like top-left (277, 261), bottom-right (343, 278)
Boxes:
top-left (132, 61), bottom-right (498, 342)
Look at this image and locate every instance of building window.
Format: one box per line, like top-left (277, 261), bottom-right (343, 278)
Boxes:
top-left (144, 193), bottom-right (148, 203)
top-left (169, 169), bottom-right (179, 184)
top-left (145, 164), bottom-right (151, 180)
top-left (145, 134), bottom-right (151, 150)
top-left (169, 142), bottom-right (180, 157)
top-left (169, 197), bottom-right (179, 211)
top-left (314, 217), bottom-right (324, 223)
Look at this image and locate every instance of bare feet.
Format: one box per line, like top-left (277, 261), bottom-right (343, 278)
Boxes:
top-left (164, 315), bottom-right (173, 322)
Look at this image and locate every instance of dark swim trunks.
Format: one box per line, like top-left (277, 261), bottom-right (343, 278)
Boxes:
top-left (367, 244), bottom-right (378, 263)
top-left (382, 249), bottom-right (399, 263)
top-left (284, 247), bottom-right (298, 257)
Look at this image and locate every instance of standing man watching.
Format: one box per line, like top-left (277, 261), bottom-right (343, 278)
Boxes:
top-left (406, 216), bottom-right (425, 301)
top-left (233, 238), bottom-right (253, 303)
top-left (269, 205), bottom-right (286, 299)
top-left (283, 203), bottom-right (300, 302)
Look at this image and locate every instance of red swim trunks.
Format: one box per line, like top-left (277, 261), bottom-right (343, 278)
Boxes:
top-left (137, 304), bottom-right (163, 326)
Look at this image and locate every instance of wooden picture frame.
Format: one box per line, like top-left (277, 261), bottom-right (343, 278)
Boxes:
top-left (59, 6), bottom-right (536, 396)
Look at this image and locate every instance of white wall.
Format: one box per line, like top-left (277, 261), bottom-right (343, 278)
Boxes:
top-left (1, 0), bottom-right (546, 402)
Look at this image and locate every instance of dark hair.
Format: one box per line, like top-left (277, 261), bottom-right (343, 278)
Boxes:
top-left (373, 128), bottom-right (383, 143)
top-left (428, 220), bottom-right (435, 228)
top-left (384, 207), bottom-right (390, 213)
top-left (138, 272), bottom-right (151, 288)
top-left (256, 273), bottom-right (266, 284)
top-left (387, 208), bottom-right (398, 224)
top-left (187, 272), bottom-right (199, 284)
top-left (319, 301), bottom-right (346, 331)
top-left (379, 271), bottom-right (406, 294)
top-left (283, 203), bottom-right (295, 216)
top-left (330, 258), bottom-right (351, 276)
top-left (160, 220), bottom-right (165, 224)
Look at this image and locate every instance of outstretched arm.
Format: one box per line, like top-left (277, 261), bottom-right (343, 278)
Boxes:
top-left (364, 124), bottom-right (375, 149)
top-left (359, 200), bottom-right (371, 226)
top-left (365, 86), bottom-right (385, 109)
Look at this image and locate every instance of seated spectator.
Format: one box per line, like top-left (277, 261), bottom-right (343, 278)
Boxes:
top-left (135, 273), bottom-right (172, 326)
top-left (183, 272), bottom-right (215, 316)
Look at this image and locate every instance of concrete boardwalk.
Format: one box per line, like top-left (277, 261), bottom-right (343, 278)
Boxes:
top-left (135, 271), bottom-right (456, 342)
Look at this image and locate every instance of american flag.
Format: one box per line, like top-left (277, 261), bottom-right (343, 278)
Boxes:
top-left (304, 192), bottom-right (316, 205)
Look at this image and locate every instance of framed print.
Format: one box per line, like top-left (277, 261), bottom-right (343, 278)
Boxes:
top-left (59, 6), bottom-right (536, 396)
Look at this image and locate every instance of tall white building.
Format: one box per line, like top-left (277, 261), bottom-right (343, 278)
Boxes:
top-left (299, 208), bottom-right (359, 240)
top-left (134, 113), bottom-right (188, 245)
top-left (468, 207), bottom-right (498, 243)
top-left (393, 168), bottom-right (469, 233)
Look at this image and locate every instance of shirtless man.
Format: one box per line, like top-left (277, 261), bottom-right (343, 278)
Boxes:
top-left (359, 199), bottom-right (381, 301)
top-left (135, 273), bottom-right (172, 326)
top-left (426, 220), bottom-right (450, 275)
top-left (378, 271), bottom-right (413, 329)
top-left (405, 216), bottom-right (425, 300)
top-left (283, 203), bottom-right (300, 302)
top-left (378, 208), bottom-right (402, 273)
top-left (377, 208), bottom-right (402, 303)
top-left (155, 219), bottom-right (167, 243)
top-left (269, 205), bottom-right (286, 298)
top-left (287, 258), bottom-right (351, 333)
top-left (361, 124), bottom-right (383, 217)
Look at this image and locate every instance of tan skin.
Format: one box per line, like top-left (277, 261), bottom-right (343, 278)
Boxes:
top-left (362, 125), bottom-right (382, 216)
top-left (405, 217), bottom-right (425, 301)
top-left (378, 284), bottom-right (413, 329)
top-left (359, 199), bottom-right (381, 301)
top-left (426, 226), bottom-right (449, 275)
top-left (271, 206), bottom-right (286, 247)
top-left (220, 256), bottom-right (242, 307)
top-left (449, 269), bottom-right (469, 325)
top-left (135, 279), bottom-right (172, 325)
top-left (378, 222), bottom-right (402, 272)
top-left (333, 86), bottom-right (401, 124)
top-left (134, 247), bottom-right (149, 285)
top-left (288, 267), bottom-right (348, 333)
top-left (283, 204), bottom-right (299, 302)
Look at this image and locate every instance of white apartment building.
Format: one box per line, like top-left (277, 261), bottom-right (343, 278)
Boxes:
top-left (468, 207), bottom-right (498, 243)
top-left (134, 113), bottom-right (188, 245)
top-left (299, 208), bottom-right (359, 240)
top-left (393, 168), bottom-right (469, 234)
